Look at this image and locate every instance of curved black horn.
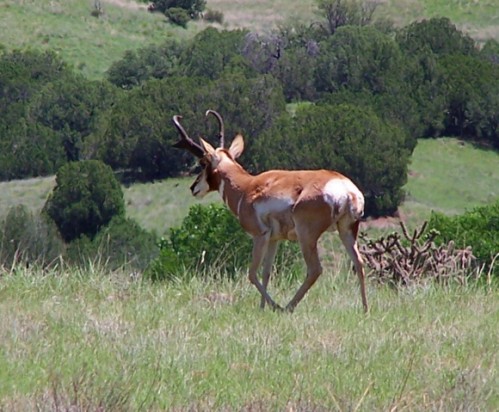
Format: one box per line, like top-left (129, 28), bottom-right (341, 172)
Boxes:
top-left (172, 115), bottom-right (204, 158)
top-left (206, 110), bottom-right (225, 148)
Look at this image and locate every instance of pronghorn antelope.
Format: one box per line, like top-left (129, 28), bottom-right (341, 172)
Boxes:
top-left (173, 111), bottom-right (368, 313)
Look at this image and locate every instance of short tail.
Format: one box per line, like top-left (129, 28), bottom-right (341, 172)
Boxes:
top-left (349, 190), bottom-right (365, 221)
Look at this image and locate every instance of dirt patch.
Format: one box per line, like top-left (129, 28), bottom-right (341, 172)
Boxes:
top-left (362, 216), bottom-right (401, 230)
top-left (362, 209), bottom-right (406, 230)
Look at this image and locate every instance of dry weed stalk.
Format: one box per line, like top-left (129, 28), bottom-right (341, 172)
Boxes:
top-left (359, 221), bottom-right (476, 286)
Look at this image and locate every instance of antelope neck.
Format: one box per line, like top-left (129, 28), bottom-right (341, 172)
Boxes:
top-left (216, 163), bottom-right (249, 218)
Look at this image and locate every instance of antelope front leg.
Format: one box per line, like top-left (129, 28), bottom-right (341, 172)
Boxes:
top-left (260, 240), bottom-right (278, 309)
top-left (249, 235), bottom-right (282, 311)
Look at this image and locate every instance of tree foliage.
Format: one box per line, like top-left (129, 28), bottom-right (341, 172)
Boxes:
top-left (181, 28), bottom-right (248, 80)
top-left (250, 103), bottom-right (410, 216)
top-left (107, 40), bottom-right (185, 89)
top-left (149, 0), bottom-right (206, 19)
top-left (314, 0), bottom-right (378, 35)
top-left (438, 54), bottom-right (499, 147)
top-left (66, 216), bottom-right (158, 271)
top-left (0, 205), bottom-right (64, 268)
top-left (88, 73), bottom-right (286, 180)
top-left (314, 25), bottom-right (405, 95)
top-left (396, 17), bottom-right (477, 58)
top-left (44, 160), bottom-right (125, 242)
top-left (0, 50), bottom-right (116, 179)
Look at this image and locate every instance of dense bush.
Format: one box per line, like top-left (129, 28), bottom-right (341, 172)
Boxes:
top-left (315, 0), bottom-right (378, 36)
top-left (146, 203), bottom-right (301, 281)
top-left (396, 17), bottom-right (477, 58)
top-left (165, 7), bottom-right (190, 28)
top-left (66, 216), bottom-right (158, 271)
top-left (438, 55), bottom-right (499, 147)
top-left (86, 77), bottom-right (206, 180)
top-left (428, 200), bottom-right (499, 278)
top-left (44, 160), bottom-right (125, 242)
top-left (27, 76), bottom-right (117, 161)
top-left (0, 50), bottom-right (75, 180)
top-left (242, 28), bottom-right (321, 102)
top-left (203, 9), bottom-right (224, 24)
top-left (314, 25), bottom-right (406, 95)
top-left (480, 39), bottom-right (499, 64)
top-left (148, 0), bottom-right (206, 20)
top-left (0, 205), bottom-right (64, 268)
top-left (0, 50), bottom-right (118, 180)
top-left (249, 103), bottom-right (411, 217)
top-left (180, 28), bottom-right (248, 80)
top-left (107, 40), bottom-right (185, 89)
top-left (89, 73), bottom-right (286, 180)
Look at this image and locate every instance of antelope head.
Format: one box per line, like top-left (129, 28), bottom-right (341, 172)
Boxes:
top-left (172, 110), bottom-right (244, 198)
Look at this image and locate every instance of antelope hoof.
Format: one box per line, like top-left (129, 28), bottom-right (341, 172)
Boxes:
top-left (271, 302), bottom-right (284, 312)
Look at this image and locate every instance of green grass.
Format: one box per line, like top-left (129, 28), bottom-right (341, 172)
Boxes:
top-left (0, 0), bottom-right (189, 79)
top-left (0, 265), bottom-right (497, 410)
top-left (0, 176), bottom-right (55, 216)
top-left (403, 138), bottom-right (499, 217)
top-left (123, 177), bottom-right (221, 235)
top-left (376, 0), bottom-right (499, 42)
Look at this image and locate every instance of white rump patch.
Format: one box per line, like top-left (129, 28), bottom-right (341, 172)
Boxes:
top-left (323, 178), bottom-right (364, 218)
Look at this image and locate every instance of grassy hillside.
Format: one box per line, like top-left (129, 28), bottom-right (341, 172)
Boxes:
top-left (0, 0), bottom-right (497, 79)
top-left (401, 138), bottom-right (499, 222)
top-left (377, 0), bottom-right (499, 42)
top-left (0, 0), bottom-right (186, 79)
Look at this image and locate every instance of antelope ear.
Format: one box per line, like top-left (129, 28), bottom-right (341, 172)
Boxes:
top-left (199, 138), bottom-right (216, 155)
top-left (229, 134), bottom-right (244, 159)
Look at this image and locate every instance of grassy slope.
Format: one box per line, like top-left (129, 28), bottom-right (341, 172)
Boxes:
top-left (0, 0), bottom-right (497, 80)
top-left (0, 267), bottom-right (497, 410)
top-left (0, 0), bottom-right (188, 79)
top-left (377, 0), bottom-right (499, 42)
top-left (401, 138), bottom-right (499, 222)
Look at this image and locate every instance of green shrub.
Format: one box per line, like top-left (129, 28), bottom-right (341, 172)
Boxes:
top-left (396, 17), bottom-right (477, 58)
top-left (249, 103), bottom-right (411, 217)
top-left (149, 0), bottom-right (206, 19)
top-left (314, 25), bottom-right (405, 95)
top-left (44, 160), bottom-right (125, 242)
top-left (66, 216), bottom-right (158, 271)
top-left (0, 205), bottom-right (64, 268)
top-left (145, 203), bottom-right (301, 281)
top-left (165, 7), bottom-right (190, 28)
top-left (181, 28), bottom-right (248, 80)
top-left (428, 200), bottom-right (499, 278)
top-left (203, 9), bottom-right (224, 24)
top-left (106, 40), bottom-right (185, 89)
